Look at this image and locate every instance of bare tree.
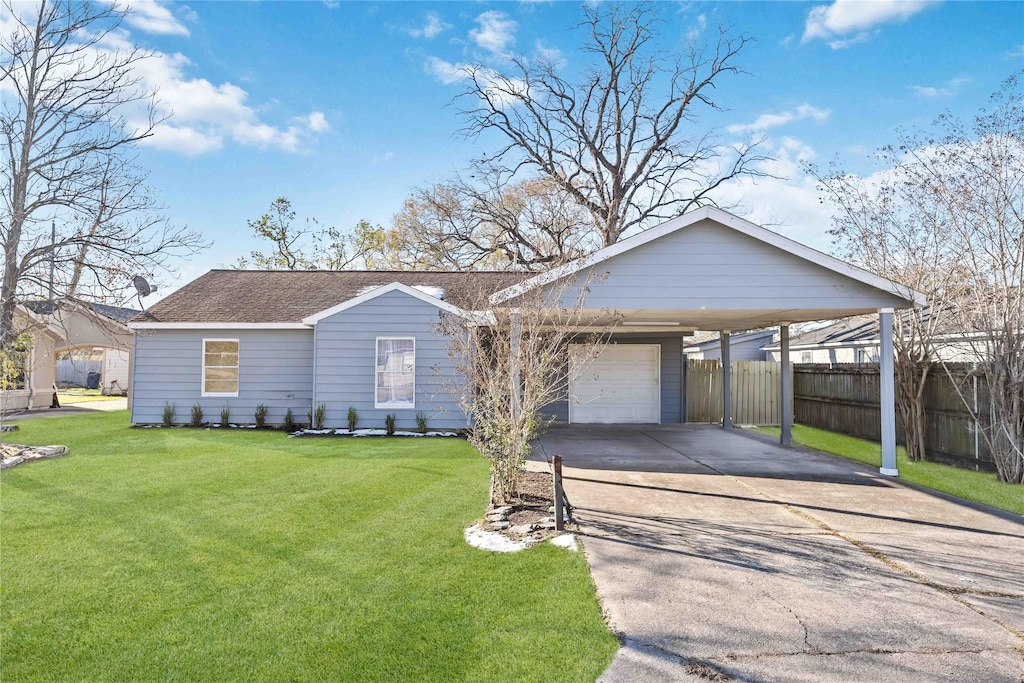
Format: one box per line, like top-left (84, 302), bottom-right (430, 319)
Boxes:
top-left (458, 2), bottom-right (770, 249)
top-left (818, 73), bottom-right (1023, 482)
top-left (435, 276), bottom-right (620, 504)
top-left (236, 197), bottom-right (389, 271)
top-left (387, 173), bottom-right (595, 271)
top-left (811, 163), bottom-right (965, 462)
top-left (1, 0), bottom-right (205, 342)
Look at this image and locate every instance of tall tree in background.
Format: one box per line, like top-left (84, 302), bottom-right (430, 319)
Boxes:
top-left (387, 174), bottom-right (593, 271)
top-left (457, 2), bottom-right (769, 251)
top-left (237, 197), bottom-right (390, 270)
top-left (819, 73), bottom-right (1023, 483)
top-left (1, 0), bottom-right (205, 342)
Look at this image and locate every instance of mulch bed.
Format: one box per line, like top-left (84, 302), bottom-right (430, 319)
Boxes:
top-left (484, 469), bottom-right (575, 541)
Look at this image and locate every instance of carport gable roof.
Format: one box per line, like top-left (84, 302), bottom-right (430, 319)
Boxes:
top-left (489, 207), bottom-right (925, 330)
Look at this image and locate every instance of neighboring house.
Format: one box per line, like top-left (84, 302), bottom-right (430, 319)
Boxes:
top-left (1, 301), bottom-right (138, 411)
top-left (762, 312), bottom-right (977, 364)
top-left (128, 207), bottom-right (922, 445)
top-left (684, 329), bottom-right (775, 361)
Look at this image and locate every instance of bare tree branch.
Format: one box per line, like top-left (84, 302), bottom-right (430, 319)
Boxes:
top-left (1, 0), bottom-right (206, 342)
top-left (456, 3), bottom-right (771, 249)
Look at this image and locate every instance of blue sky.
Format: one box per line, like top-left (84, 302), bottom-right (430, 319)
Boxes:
top-left (112, 0), bottom-right (1023, 301)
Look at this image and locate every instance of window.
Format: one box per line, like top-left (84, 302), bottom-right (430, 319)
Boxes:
top-left (375, 337), bottom-right (415, 408)
top-left (202, 339), bottom-right (239, 396)
top-left (800, 351), bottom-right (813, 364)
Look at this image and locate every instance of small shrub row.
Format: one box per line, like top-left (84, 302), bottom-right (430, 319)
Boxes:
top-left (159, 402), bottom-right (430, 433)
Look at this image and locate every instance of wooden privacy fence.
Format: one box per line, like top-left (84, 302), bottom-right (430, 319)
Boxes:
top-left (793, 364), bottom-right (992, 470)
top-left (686, 360), bottom-right (784, 426)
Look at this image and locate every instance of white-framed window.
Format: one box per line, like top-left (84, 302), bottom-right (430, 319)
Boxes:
top-left (375, 337), bottom-right (415, 409)
top-left (202, 339), bottom-right (239, 397)
top-left (800, 351), bottom-right (813, 364)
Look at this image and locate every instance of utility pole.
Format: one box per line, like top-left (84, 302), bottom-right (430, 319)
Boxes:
top-left (48, 220), bottom-right (56, 302)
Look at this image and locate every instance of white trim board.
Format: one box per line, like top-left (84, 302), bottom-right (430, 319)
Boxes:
top-left (129, 322), bottom-right (310, 330)
top-left (489, 206), bottom-right (927, 307)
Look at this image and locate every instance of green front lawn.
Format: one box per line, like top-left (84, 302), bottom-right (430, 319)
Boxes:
top-left (758, 424), bottom-right (1024, 515)
top-left (1, 411), bottom-right (617, 681)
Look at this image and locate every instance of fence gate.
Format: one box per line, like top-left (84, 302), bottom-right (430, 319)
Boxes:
top-left (686, 360), bottom-right (783, 426)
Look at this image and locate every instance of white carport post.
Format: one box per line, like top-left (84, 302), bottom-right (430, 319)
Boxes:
top-left (879, 308), bottom-right (899, 476)
top-left (780, 324), bottom-right (793, 446)
top-left (721, 330), bottom-right (732, 429)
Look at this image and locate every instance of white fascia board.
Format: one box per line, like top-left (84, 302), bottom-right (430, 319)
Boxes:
top-left (489, 206), bottom-right (927, 307)
top-left (301, 282), bottom-right (471, 325)
top-left (128, 322), bottom-right (311, 330)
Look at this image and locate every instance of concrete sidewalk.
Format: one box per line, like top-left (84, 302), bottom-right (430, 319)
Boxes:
top-left (3, 397), bottom-right (127, 422)
top-left (534, 424), bottom-right (1024, 682)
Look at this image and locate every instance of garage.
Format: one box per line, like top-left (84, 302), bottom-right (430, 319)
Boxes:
top-left (569, 344), bottom-right (661, 424)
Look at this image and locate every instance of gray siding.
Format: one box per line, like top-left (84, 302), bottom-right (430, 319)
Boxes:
top-left (131, 329), bottom-right (314, 425)
top-left (692, 332), bottom-right (774, 361)
top-left (313, 289), bottom-right (467, 430)
top-left (550, 218), bottom-right (910, 312)
top-left (541, 335), bottom-right (684, 424)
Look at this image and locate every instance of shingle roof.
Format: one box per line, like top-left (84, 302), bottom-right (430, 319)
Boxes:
top-left (131, 270), bottom-right (528, 324)
top-left (23, 300), bottom-right (140, 325)
top-left (761, 309), bottom-right (946, 350)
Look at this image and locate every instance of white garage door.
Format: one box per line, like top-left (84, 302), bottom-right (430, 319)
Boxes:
top-left (569, 344), bottom-right (660, 424)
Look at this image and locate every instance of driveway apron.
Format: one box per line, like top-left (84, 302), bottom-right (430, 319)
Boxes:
top-left (534, 424), bottom-right (1024, 683)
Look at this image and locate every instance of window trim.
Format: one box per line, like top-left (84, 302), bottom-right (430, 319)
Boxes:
top-left (374, 336), bottom-right (416, 409)
top-left (201, 338), bottom-right (240, 397)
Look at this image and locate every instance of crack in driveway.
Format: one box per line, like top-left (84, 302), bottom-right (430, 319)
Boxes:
top-left (639, 429), bottom-right (1024, 645)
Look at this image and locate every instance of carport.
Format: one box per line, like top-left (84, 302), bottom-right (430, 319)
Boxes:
top-left (492, 206), bottom-right (924, 477)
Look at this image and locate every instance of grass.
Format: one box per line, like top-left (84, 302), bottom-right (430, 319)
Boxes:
top-left (1, 411), bottom-right (618, 681)
top-left (758, 424), bottom-right (1024, 515)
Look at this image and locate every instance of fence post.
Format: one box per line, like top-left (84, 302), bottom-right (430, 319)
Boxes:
top-left (553, 455), bottom-right (564, 531)
top-left (721, 331), bottom-right (732, 429)
top-left (780, 325), bottom-right (793, 445)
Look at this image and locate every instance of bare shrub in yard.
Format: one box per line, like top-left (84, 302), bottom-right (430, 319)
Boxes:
top-left (416, 412), bottom-right (428, 434)
top-left (385, 413), bottom-right (396, 436)
top-left (283, 408), bottom-right (295, 433)
top-left (190, 403), bottom-right (203, 428)
top-left (220, 404), bottom-right (230, 427)
top-left (255, 404), bottom-right (268, 428)
top-left (162, 402), bottom-right (175, 427)
top-left (436, 274), bottom-right (619, 505)
top-left (347, 406), bottom-right (358, 431)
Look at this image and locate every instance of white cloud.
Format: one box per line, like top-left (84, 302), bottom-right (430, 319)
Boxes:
top-left (726, 104), bottom-right (831, 134)
top-left (131, 49), bottom-right (328, 155)
top-left (424, 57), bottom-right (526, 109)
top-left (470, 11), bottom-right (517, 56)
top-left (372, 150), bottom-right (395, 165)
top-left (911, 77), bottom-right (971, 98)
top-left (686, 14), bottom-right (706, 43)
top-left (1002, 44), bottom-right (1024, 60)
top-left (802, 0), bottom-right (936, 48)
top-left (406, 12), bottom-right (451, 39)
top-left (711, 136), bottom-right (835, 251)
top-left (534, 40), bottom-right (564, 67)
top-left (125, 0), bottom-right (190, 37)
top-left (425, 56), bottom-right (468, 84)
top-left (307, 111), bottom-right (330, 133)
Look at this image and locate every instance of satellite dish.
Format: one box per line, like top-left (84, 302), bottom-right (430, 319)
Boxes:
top-left (133, 275), bottom-right (152, 298)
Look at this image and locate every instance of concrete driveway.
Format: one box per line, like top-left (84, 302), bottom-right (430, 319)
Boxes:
top-left (533, 424), bottom-right (1024, 682)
